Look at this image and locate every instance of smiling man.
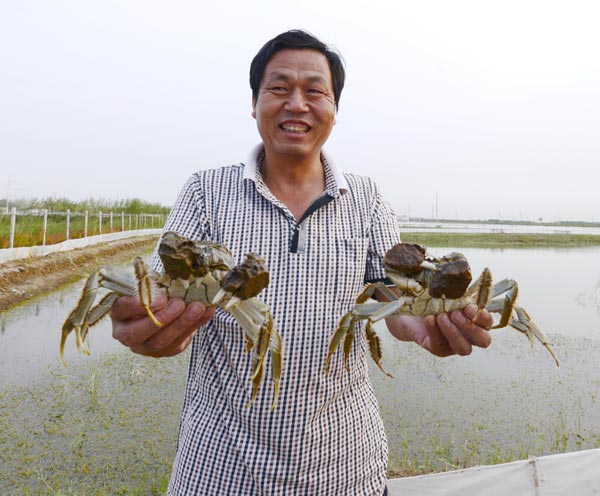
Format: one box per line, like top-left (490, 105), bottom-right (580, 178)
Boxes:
top-left (111, 30), bottom-right (493, 495)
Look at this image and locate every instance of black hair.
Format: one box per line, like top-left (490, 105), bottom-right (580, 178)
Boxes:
top-left (249, 30), bottom-right (345, 109)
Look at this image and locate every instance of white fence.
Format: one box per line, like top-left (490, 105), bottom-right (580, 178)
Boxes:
top-left (1, 208), bottom-right (166, 248)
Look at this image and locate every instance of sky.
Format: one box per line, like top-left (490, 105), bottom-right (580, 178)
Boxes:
top-left (1, 0), bottom-right (599, 222)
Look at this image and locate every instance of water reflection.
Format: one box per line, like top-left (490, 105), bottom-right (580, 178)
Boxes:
top-left (2, 246), bottom-right (600, 387)
top-left (442, 245), bottom-right (600, 339)
top-left (0, 274), bottom-right (126, 386)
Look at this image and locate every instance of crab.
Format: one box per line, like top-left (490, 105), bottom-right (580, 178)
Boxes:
top-left (61, 231), bottom-right (283, 409)
top-left (325, 243), bottom-right (560, 376)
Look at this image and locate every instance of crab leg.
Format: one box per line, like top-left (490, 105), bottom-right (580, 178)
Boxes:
top-left (485, 298), bottom-right (560, 367)
top-left (325, 313), bottom-right (354, 374)
top-left (79, 292), bottom-right (120, 344)
top-left (464, 268), bottom-right (493, 324)
top-left (365, 322), bottom-right (393, 377)
top-left (512, 306), bottom-right (560, 367)
top-left (133, 257), bottom-right (162, 327)
top-left (60, 271), bottom-right (101, 364)
top-left (487, 278), bottom-right (519, 329)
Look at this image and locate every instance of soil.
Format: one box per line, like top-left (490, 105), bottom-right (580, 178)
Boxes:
top-left (0, 235), bottom-right (159, 313)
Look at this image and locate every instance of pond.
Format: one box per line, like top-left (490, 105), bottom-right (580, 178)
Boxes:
top-left (369, 245), bottom-right (600, 474)
top-left (2, 246), bottom-right (600, 491)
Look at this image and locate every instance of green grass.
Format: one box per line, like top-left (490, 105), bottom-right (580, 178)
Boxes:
top-left (401, 232), bottom-right (600, 248)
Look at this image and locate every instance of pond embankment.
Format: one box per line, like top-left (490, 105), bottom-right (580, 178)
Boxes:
top-left (0, 235), bottom-right (159, 313)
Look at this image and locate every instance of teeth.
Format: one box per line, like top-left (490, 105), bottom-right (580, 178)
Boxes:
top-left (281, 124), bottom-right (309, 133)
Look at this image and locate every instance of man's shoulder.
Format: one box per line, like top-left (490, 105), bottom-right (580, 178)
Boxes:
top-left (341, 172), bottom-right (379, 193)
top-left (192, 163), bottom-right (244, 180)
top-left (186, 163), bottom-right (247, 191)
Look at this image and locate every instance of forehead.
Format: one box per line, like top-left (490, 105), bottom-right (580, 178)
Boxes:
top-left (261, 49), bottom-right (332, 86)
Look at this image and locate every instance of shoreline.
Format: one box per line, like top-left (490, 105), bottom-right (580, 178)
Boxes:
top-left (0, 235), bottom-right (158, 313)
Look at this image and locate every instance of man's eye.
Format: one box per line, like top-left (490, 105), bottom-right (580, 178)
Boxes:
top-left (270, 86), bottom-right (287, 93)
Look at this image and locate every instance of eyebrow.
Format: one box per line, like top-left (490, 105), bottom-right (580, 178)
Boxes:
top-left (264, 72), bottom-right (329, 86)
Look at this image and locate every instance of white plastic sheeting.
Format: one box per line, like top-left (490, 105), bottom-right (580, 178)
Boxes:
top-left (0, 229), bottom-right (161, 263)
top-left (388, 448), bottom-right (600, 495)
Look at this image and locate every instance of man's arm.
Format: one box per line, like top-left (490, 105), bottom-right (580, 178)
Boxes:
top-left (111, 295), bottom-right (215, 358)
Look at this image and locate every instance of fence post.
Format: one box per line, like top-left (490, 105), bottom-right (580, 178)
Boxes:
top-left (110, 211), bottom-right (113, 231)
top-left (9, 207), bottom-right (16, 248)
top-left (121, 211), bottom-right (125, 232)
top-left (99, 211), bottom-right (103, 234)
top-left (42, 209), bottom-right (48, 246)
top-left (84, 210), bottom-right (88, 237)
top-left (66, 209), bottom-right (70, 240)
top-left (129, 214), bottom-right (132, 230)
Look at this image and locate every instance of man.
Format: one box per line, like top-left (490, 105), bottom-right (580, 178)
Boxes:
top-left (111, 30), bottom-right (493, 495)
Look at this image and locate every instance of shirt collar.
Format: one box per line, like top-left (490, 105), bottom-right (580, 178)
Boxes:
top-left (242, 143), bottom-right (349, 196)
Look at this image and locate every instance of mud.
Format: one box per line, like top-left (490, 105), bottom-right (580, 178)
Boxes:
top-left (0, 235), bottom-right (159, 312)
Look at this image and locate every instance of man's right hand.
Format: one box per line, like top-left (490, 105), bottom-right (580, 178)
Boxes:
top-left (110, 294), bottom-right (216, 357)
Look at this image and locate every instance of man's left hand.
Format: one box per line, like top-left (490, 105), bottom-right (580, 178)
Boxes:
top-left (387, 304), bottom-right (493, 357)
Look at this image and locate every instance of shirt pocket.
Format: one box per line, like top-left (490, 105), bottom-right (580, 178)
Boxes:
top-left (333, 236), bottom-right (370, 305)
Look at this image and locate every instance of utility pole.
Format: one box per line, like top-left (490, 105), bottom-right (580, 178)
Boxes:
top-left (5, 180), bottom-right (10, 214)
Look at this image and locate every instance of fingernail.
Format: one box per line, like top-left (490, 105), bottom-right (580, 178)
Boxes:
top-left (186, 302), bottom-right (205, 320)
top-left (150, 294), bottom-right (167, 310)
top-left (464, 304), bottom-right (477, 319)
top-left (437, 313), bottom-right (449, 326)
top-left (166, 299), bottom-right (185, 317)
top-left (453, 311), bottom-right (468, 326)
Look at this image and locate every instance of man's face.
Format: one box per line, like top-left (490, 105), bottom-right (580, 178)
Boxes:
top-left (252, 49), bottom-right (336, 162)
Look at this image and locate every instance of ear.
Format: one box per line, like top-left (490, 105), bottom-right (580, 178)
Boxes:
top-left (251, 97), bottom-right (257, 119)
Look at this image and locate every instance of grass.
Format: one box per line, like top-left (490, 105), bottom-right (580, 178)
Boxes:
top-left (0, 213), bottom-right (164, 248)
top-left (0, 352), bottom-right (186, 495)
top-left (372, 330), bottom-right (600, 478)
top-left (400, 232), bottom-right (600, 247)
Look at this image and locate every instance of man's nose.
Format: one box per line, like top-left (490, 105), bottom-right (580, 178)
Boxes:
top-left (285, 89), bottom-right (309, 112)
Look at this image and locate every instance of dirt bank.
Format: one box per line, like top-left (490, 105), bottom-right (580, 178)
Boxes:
top-left (0, 235), bottom-right (159, 313)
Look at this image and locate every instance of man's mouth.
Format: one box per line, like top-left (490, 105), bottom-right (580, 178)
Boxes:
top-left (280, 123), bottom-right (310, 134)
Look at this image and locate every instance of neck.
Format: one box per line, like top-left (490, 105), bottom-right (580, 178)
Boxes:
top-left (260, 151), bottom-right (326, 220)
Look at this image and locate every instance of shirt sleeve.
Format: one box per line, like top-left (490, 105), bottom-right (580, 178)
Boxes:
top-left (365, 183), bottom-right (401, 283)
top-left (147, 173), bottom-right (209, 271)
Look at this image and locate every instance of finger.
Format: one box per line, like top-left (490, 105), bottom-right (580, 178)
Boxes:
top-left (463, 304), bottom-right (494, 329)
top-left (113, 298), bottom-right (186, 347)
top-left (436, 313), bottom-right (473, 356)
top-left (131, 302), bottom-right (215, 356)
top-left (110, 294), bottom-right (168, 321)
top-left (423, 315), bottom-right (453, 357)
top-left (449, 309), bottom-right (492, 349)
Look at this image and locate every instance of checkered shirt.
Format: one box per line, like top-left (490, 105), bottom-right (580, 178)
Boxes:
top-left (152, 145), bottom-right (400, 495)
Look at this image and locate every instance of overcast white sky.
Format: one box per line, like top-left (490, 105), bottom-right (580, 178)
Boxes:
top-left (1, 1), bottom-right (599, 221)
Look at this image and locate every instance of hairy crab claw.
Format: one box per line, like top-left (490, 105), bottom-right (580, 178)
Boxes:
top-left (61, 231), bottom-right (283, 409)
